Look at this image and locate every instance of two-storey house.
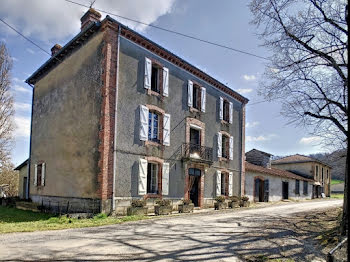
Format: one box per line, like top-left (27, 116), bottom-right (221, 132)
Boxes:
top-left (272, 154), bottom-right (331, 198)
top-left (25, 9), bottom-right (248, 214)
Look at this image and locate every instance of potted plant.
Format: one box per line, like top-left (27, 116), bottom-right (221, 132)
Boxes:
top-left (178, 199), bottom-right (194, 213)
top-left (214, 196), bottom-right (227, 210)
top-left (228, 196), bottom-right (240, 208)
top-left (127, 199), bottom-right (148, 216)
top-left (240, 196), bottom-right (250, 207)
top-left (154, 199), bottom-right (173, 215)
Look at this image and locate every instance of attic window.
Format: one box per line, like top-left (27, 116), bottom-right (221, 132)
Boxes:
top-left (151, 66), bottom-right (160, 93)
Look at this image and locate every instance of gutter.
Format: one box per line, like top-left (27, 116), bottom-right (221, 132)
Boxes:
top-left (25, 83), bottom-right (35, 199)
top-left (112, 28), bottom-right (121, 211)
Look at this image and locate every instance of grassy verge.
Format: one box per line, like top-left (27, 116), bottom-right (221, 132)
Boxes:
top-left (330, 193), bottom-right (344, 199)
top-left (0, 206), bottom-right (149, 234)
top-left (331, 179), bottom-right (344, 185)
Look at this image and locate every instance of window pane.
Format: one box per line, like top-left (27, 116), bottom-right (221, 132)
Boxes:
top-left (147, 163), bottom-right (158, 194)
top-left (151, 66), bottom-right (159, 92)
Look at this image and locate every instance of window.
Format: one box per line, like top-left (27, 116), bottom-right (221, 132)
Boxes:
top-left (315, 165), bottom-right (319, 180)
top-left (151, 65), bottom-right (160, 93)
top-left (303, 181), bottom-right (308, 195)
top-left (223, 100), bottom-right (230, 122)
top-left (187, 80), bottom-right (206, 112)
top-left (221, 172), bottom-right (229, 196)
top-left (295, 180), bottom-right (300, 195)
top-left (222, 135), bottom-right (229, 159)
top-left (192, 84), bottom-right (201, 110)
top-left (34, 163), bottom-right (45, 187)
top-left (327, 169), bottom-right (329, 182)
top-left (147, 163), bottom-right (159, 194)
top-left (321, 167), bottom-right (324, 185)
top-left (148, 112), bottom-right (159, 142)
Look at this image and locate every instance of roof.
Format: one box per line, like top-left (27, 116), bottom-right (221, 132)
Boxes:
top-left (14, 159), bottom-right (29, 171)
top-left (26, 16), bottom-right (248, 104)
top-left (246, 149), bottom-right (272, 157)
top-left (271, 154), bottom-right (331, 168)
top-left (245, 161), bottom-right (314, 182)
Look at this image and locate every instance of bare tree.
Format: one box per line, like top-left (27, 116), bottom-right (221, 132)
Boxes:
top-left (250, 0), bottom-right (348, 234)
top-left (0, 42), bottom-right (14, 169)
top-left (0, 161), bottom-right (18, 197)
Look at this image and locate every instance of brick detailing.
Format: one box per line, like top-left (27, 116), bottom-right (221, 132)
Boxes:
top-left (185, 118), bottom-right (205, 145)
top-left (241, 105), bottom-right (246, 196)
top-left (184, 162), bottom-right (205, 208)
top-left (97, 20), bottom-right (119, 202)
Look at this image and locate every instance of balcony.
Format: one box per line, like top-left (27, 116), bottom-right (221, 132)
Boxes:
top-left (181, 143), bottom-right (213, 163)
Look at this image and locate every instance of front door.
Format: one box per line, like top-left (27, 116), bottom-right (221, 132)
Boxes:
top-left (282, 181), bottom-right (289, 200)
top-left (188, 168), bottom-right (201, 207)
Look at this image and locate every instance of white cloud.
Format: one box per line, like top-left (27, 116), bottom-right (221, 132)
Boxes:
top-left (12, 84), bottom-right (32, 94)
top-left (237, 88), bottom-right (253, 94)
top-left (246, 121), bottom-right (260, 128)
top-left (13, 77), bottom-right (24, 83)
top-left (26, 48), bottom-right (35, 54)
top-left (11, 56), bottom-right (19, 62)
top-left (0, 0), bottom-right (176, 41)
top-left (246, 134), bottom-right (276, 142)
top-left (14, 116), bottom-right (31, 138)
top-left (242, 74), bottom-right (256, 81)
top-left (299, 136), bottom-right (322, 145)
top-left (14, 102), bottom-right (31, 111)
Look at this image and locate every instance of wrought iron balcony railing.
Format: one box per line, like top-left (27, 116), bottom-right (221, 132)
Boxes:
top-left (181, 143), bottom-right (213, 163)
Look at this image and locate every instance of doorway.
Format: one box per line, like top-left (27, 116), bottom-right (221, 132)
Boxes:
top-left (188, 168), bottom-right (201, 207)
top-left (254, 178), bottom-right (269, 202)
top-left (23, 177), bottom-right (27, 199)
top-left (282, 181), bottom-right (289, 200)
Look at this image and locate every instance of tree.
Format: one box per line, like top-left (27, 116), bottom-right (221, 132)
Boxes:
top-left (0, 42), bottom-right (14, 169)
top-left (249, 0), bottom-right (348, 234)
top-left (0, 161), bottom-right (18, 197)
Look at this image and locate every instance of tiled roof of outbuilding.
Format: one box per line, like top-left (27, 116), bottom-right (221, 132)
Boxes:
top-left (245, 162), bottom-right (314, 182)
top-left (271, 154), bottom-right (331, 168)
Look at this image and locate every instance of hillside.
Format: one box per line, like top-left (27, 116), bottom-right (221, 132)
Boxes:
top-left (309, 149), bottom-right (346, 181)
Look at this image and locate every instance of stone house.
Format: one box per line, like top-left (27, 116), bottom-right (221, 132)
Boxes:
top-left (14, 159), bottom-right (28, 199)
top-left (25, 9), bottom-right (248, 214)
top-left (272, 154), bottom-right (331, 197)
top-left (245, 149), bottom-right (314, 202)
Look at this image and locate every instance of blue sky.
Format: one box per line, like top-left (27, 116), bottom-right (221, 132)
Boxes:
top-left (0, 0), bottom-right (326, 166)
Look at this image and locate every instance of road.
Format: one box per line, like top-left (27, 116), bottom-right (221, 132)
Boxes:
top-left (0, 199), bottom-right (343, 262)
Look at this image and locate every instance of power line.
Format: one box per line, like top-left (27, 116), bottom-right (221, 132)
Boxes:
top-left (64, 0), bottom-right (269, 61)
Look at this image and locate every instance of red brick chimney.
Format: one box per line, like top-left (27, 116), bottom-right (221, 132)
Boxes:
top-left (80, 8), bottom-right (101, 31)
top-left (51, 44), bottom-right (62, 56)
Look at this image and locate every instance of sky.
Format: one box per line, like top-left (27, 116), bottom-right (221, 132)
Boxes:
top-left (0, 0), bottom-right (327, 166)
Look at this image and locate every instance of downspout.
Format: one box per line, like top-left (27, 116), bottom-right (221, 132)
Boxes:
top-left (25, 82), bottom-right (35, 199)
top-left (112, 28), bottom-right (121, 211)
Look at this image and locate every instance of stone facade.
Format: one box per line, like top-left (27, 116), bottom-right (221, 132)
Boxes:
top-left (26, 9), bottom-right (248, 214)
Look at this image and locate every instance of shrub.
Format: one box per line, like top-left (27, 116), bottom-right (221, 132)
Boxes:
top-left (229, 196), bottom-right (240, 202)
top-left (215, 196), bottom-right (226, 203)
top-left (155, 199), bottom-right (171, 206)
top-left (131, 199), bottom-right (146, 208)
top-left (182, 199), bottom-right (192, 205)
top-left (94, 213), bottom-right (107, 219)
top-left (241, 196), bottom-right (249, 201)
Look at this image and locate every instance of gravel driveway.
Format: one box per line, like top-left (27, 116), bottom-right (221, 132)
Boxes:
top-left (0, 199), bottom-right (343, 262)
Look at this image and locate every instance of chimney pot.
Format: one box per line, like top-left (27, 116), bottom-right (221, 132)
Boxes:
top-left (80, 8), bottom-right (101, 31)
top-left (51, 44), bottom-right (62, 56)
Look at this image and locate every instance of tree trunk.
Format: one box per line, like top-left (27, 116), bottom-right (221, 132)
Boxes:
top-left (340, 151), bottom-right (348, 235)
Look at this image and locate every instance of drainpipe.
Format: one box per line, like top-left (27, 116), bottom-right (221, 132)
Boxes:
top-left (25, 82), bottom-right (35, 200)
top-left (112, 28), bottom-right (121, 211)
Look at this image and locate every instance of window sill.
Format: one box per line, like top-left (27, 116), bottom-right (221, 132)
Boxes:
top-left (147, 89), bottom-right (162, 98)
top-left (189, 107), bottom-right (201, 113)
top-left (145, 193), bottom-right (162, 199)
top-left (145, 141), bottom-right (162, 147)
top-left (219, 157), bottom-right (230, 162)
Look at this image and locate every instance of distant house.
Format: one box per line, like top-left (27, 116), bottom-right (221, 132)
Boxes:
top-left (245, 149), bottom-right (314, 202)
top-left (14, 159), bottom-right (28, 199)
top-left (24, 9), bottom-right (248, 214)
top-left (272, 154), bottom-right (331, 197)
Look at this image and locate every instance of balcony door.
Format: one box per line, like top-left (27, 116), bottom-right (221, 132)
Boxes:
top-left (189, 128), bottom-right (201, 157)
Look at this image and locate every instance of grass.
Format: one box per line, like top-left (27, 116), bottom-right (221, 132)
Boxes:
top-left (330, 193), bottom-right (344, 199)
top-left (331, 179), bottom-right (344, 185)
top-left (0, 206), bottom-right (149, 234)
